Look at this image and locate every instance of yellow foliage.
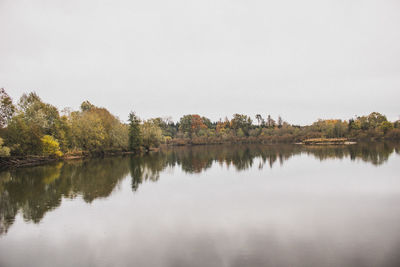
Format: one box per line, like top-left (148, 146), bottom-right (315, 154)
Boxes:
top-left (0, 137), bottom-right (10, 157)
top-left (164, 136), bottom-right (172, 144)
top-left (41, 135), bottom-right (63, 157)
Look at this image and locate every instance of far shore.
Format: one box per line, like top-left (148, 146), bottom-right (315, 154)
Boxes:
top-left (297, 138), bottom-right (357, 145)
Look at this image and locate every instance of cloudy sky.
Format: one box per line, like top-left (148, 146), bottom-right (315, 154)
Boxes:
top-left (0, 0), bottom-right (399, 124)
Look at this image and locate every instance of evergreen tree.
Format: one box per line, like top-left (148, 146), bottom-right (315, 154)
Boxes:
top-left (128, 112), bottom-right (141, 152)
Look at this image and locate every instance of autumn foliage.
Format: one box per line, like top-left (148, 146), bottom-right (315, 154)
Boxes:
top-left (0, 88), bottom-right (399, 158)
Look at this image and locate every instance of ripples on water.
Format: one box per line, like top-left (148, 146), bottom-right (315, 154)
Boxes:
top-left (0, 143), bottom-right (400, 267)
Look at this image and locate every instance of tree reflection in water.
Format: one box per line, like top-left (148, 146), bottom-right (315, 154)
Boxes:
top-left (1, 142), bottom-right (399, 235)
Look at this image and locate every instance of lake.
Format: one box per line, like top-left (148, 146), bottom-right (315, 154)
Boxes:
top-left (1, 143), bottom-right (400, 267)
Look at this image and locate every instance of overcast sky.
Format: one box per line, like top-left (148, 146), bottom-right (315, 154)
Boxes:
top-left (0, 0), bottom-right (399, 124)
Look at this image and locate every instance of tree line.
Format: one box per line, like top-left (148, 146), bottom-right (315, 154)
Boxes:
top-left (0, 88), bottom-right (399, 157)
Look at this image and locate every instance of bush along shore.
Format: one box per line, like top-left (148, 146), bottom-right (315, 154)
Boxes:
top-left (0, 88), bottom-right (400, 168)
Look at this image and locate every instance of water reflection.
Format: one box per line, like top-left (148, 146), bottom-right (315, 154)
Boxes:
top-left (0, 142), bottom-right (399, 235)
top-left (0, 158), bottom-right (130, 234)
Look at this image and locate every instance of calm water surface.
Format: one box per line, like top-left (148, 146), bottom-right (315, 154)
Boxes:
top-left (1, 143), bottom-right (400, 267)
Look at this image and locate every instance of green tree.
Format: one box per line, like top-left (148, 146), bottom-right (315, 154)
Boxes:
top-left (356, 112), bottom-right (388, 130)
top-left (54, 115), bottom-right (71, 152)
top-left (0, 137), bottom-right (10, 157)
top-left (5, 113), bottom-right (43, 155)
top-left (152, 117), bottom-right (178, 138)
top-left (17, 92), bottom-right (62, 135)
top-left (348, 118), bottom-right (361, 131)
top-left (230, 114), bottom-right (252, 136)
top-left (70, 111), bottom-right (106, 151)
top-left (367, 112), bottom-right (388, 128)
top-left (201, 116), bottom-right (213, 129)
top-left (380, 121), bottom-right (393, 134)
top-left (179, 114), bottom-right (208, 138)
top-left (109, 120), bottom-right (129, 150)
top-left (80, 101), bottom-right (95, 112)
top-left (141, 120), bottom-right (163, 150)
top-left (69, 103), bottom-right (128, 152)
top-left (128, 112), bottom-right (141, 152)
top-left (179, 115), bottom-right (193, 137)
top-left (333, 120), bottom-right (347, 137)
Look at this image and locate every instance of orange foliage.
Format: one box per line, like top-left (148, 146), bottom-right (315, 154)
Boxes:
top-left (190, 115), bottom-right (207, 132)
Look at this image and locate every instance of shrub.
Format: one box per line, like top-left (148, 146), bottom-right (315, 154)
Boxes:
top-left (0, 137), bottom-right (10, 157)
top-left (41, 135), bottom-right (63, 157)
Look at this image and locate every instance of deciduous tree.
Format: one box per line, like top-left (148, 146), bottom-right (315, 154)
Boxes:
top-left (0, 88), bottom-right (15, 128)
top-left (141, 120), bottom-right (163, 150)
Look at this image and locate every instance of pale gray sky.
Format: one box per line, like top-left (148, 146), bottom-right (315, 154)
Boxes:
top-left (0, 0), bottom-right (399, 124)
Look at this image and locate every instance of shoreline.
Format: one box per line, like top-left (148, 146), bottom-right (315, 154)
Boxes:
top-left (0, 151), bottom-right (137, 170)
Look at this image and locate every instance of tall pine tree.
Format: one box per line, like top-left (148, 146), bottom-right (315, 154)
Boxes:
top-left (128, 111), bottom-right (141, 152)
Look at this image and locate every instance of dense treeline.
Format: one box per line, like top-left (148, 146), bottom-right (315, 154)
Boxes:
top-left (0, 89), bottom-right (129, 157)
top-left (0, 88), bottom-right (399, 157)
top-left (165, 112), bottom-right (400, 145)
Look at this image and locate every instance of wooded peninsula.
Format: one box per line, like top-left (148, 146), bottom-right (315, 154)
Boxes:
top-left (0, 89), bottom-right (399, 160)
